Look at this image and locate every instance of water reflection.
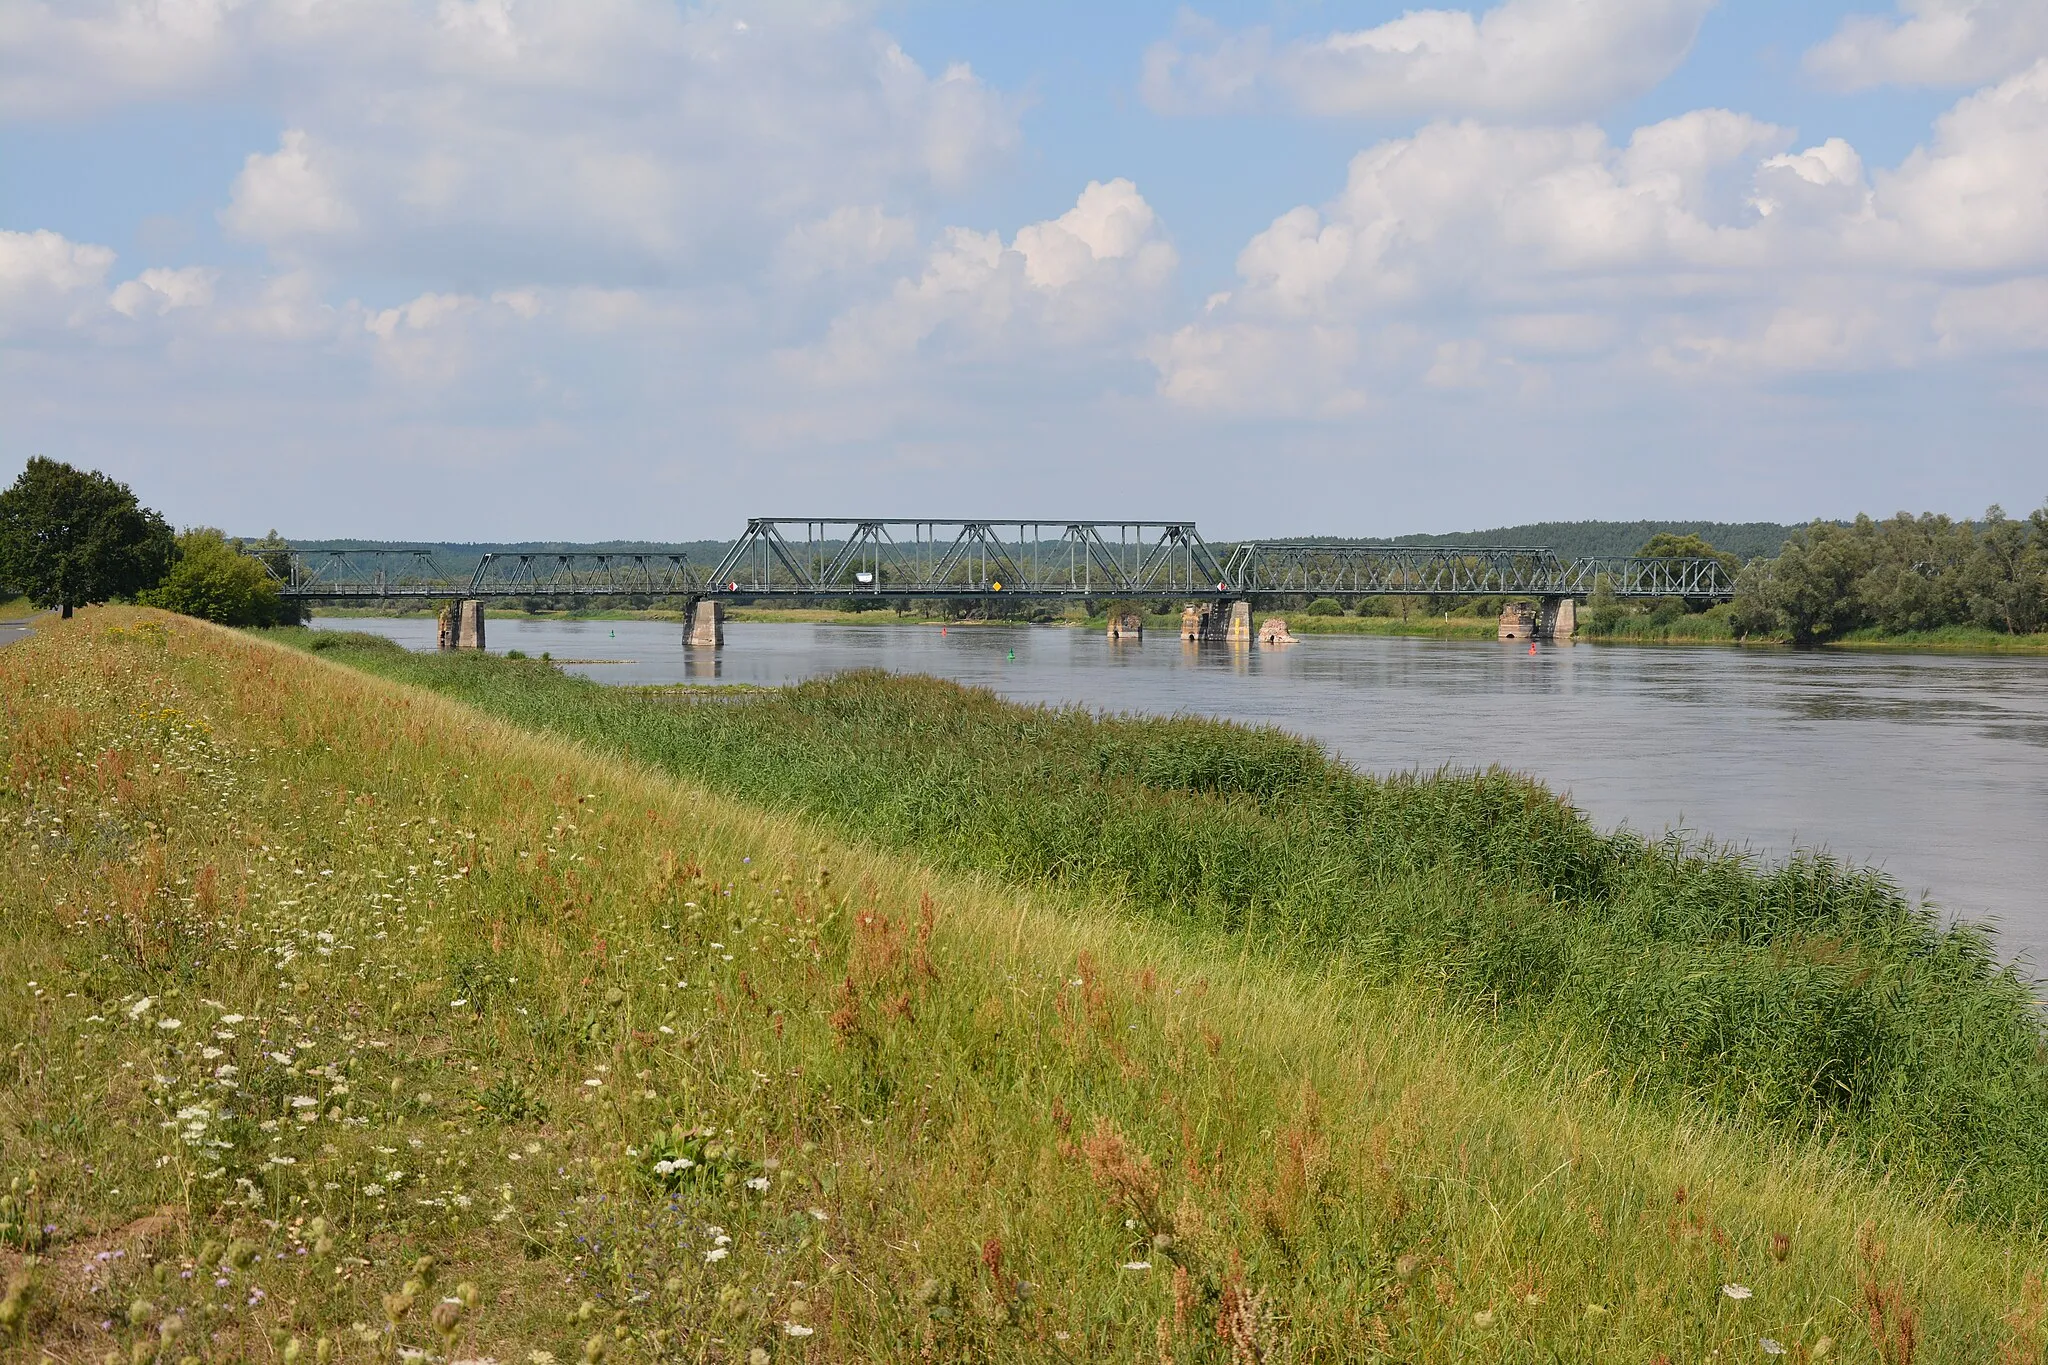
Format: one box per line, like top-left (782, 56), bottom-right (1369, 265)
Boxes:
top-left (313, 615), bottom-right (2048, 962)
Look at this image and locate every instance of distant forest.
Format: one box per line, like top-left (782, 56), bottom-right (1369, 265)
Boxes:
top-left (1281, 520), bottom-right (1804, 562)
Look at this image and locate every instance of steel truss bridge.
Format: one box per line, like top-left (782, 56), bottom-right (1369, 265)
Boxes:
top-left (256, 520), bottom-right (1736, 602)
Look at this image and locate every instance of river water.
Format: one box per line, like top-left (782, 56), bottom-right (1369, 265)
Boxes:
top-left (315, 616), bottom-right (2048, 965)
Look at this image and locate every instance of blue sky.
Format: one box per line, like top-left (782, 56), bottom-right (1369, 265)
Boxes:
top-left (2, 0), bottom-right (2044, 540)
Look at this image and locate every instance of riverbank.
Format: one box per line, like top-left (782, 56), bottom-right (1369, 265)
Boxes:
top-left (7, 608), bottom-right (2045, 1359)
top-left (1581, 617), bottom-right (2048, 653)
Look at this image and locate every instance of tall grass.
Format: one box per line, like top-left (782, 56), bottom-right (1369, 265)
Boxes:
top-left (285, 634), bottom-right (2048, 1227)
top-left (8, 607), bottom-right (2048, 1360)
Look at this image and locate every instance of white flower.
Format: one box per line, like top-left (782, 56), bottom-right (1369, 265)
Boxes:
top-left (220, 1014), bottom-right (245, 1024)
top-left (128, 997), bottom-right (155, 1018)
top-left (653, 1158), bottom-right (695, 1176)
top-left (268, 1155), bottom-right (296, 1166)
top-left (808, 1208), bottom-right (829, 1222)
top-left (1722, 1283), bottom-right (1753, 1300)
top-left (363, 1183), bottom-right (387, 1196)
top-left (290, 1096), bottom-right (319, 1108)
top-left (1121, 1261), bottom-right (1152, 1271)
top-left (201, 1047), bottom-right (224, 1060)
top-left (528, 1353), bottom-right (558, 1365)
top-left (783, 1324), bottom-right (813, 1337)
top-left (745, 1176), bottom-right (769, 1193)
top-left (157, 1018), bottom-right (182, 1031)
top-left (1761, 1341), bottom-right (1787, 1357)
top-left (703, 1246), bottom-right (729, 1263)
top-left (583, 1078), bottom-right (602, 1088)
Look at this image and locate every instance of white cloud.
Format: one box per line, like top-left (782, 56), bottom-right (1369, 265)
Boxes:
top-left (1806, 0), bottom-right (2048, 90)
top-left (0, 228), bottom-right (116, 334)
top-left (1143, 0), bottom-right (1715, 119)
top-left (794, 179), bottom-right (1177, 385)
top-left (776, 206), bottom-right (919, 283)
top-left (109, 266), bottom-right (218, 318)
top-left (222, 130), bottom-right (357, 247)
top-left (8, 2), bottom-right (1017, 282)
top-left (1153, 61), bottom-right (2048, 409)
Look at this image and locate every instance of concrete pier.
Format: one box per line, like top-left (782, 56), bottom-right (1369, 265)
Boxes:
top-left (688, 598), bottom-right (724, 648)
top-left (1224, 601), bottom-right (1253, 645)
top-left (1258, 617), bottom-right (1297, 645)
top-left (438, 600), bottom-right (487, 650)
top-left (1497, 601), bottom-right (1539, 640)
top-left (1107, 611), bottom-right (1143, 641)
top-left (1539, 597), bottom-right (1576, 642)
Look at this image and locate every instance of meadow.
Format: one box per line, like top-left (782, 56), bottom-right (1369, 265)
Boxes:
top-left (2, 610), bottom-right (2045, 1362)
top-left (282, 631), bottom-right (2048, 1228)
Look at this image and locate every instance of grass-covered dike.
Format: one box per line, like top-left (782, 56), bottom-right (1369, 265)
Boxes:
top-left (3, 610), bottom-right (2047, 1362)
top-left (293, 630), bottom-right (2048, 1227)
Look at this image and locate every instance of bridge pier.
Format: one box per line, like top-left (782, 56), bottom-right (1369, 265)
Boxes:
top-left (1179, 600), bottom-right (1253, 642)
top-left (1539, 597), bottom-right (1576, 642)
top-left (688, 598), bottom-right (723, 648)
top-left (1497, 601), bottom-right (1538, 640)
top-left (437, 600), bottom-right (487, 650)
top-left (1107, 611), bottom-right (1143, 641)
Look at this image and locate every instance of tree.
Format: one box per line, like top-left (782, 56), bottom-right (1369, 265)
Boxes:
top-left (140, 528), bottom-right (293, 627)
top-left (0, 457), bottom-right (174, 616)
top-left (1637, 532), bottom-right (1741, 577)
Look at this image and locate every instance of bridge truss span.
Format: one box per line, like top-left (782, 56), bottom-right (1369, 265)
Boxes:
top-left (702, 519), bottom-right (1231, 600)
top-left (263, 549), bottom-right (697, 600)
top-left (1220, 544), bottom-right (1735, 600)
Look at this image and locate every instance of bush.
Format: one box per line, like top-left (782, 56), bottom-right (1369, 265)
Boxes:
top-left (140, 528), bottom-right (294, 626)
top-left (1304, 597), bottom-right (1344, 616)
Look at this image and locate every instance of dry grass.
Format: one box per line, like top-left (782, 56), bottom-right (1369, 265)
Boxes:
top-left (2, 607), bottom-right (2043, 1363)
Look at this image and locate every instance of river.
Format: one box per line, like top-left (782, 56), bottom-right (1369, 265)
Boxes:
top-left (314, 615), bottom-right (2048, 966)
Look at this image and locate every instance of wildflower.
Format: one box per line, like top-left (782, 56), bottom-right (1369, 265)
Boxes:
top-left (221, 1014), bottom-right (245, 1024)
top-left (784, 1324), bottom-right (814, 1337)
top-left (1122, 1261), bottom-right (1152, 1271)
top-left (128, 997), bottom-right (155, 1018)
top-left (704, 1247), bottom-right (729, 1263)
top-left (1722, 1284), bottom-right (1753, 1301)
top-left (1471, 1310), bottom-right (1495, 1327)
top-left (158, 1017), bottom-right (182, 1031)
top-left (583, 1078), bottom-right (602, 1088)
top-left (529, 1354), bottom-right (558, 1365)
top-left (745, 1176), bottom-right (769, 1193)
top-left (1761, 1341), bottom-right (1787, 1357)
top-left (202, 1047), bottom-right (224, 1060)
top-left (291, 1096), bottom-right (319, 1109)
top-left (807, 1208), bottom-right (828, 1222)
top-left (363, 1184), bottom-right (387, 1196)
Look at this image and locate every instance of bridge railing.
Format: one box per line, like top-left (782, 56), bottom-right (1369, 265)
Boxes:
top-left (702, 519), bottom-right (1231, 599)
top-left (255, 549), bottom-right (699, 599)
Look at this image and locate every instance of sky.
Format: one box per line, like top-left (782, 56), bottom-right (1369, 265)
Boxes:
top-left (2, 0), bottom-right (2045, 541)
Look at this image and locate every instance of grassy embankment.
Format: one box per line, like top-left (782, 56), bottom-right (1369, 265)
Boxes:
top-left (1579, 615), bottom-right (2048, 653)
top-left (0, 598), bottom-right (37, 621)
top-left (289, 633), bottom-right (2048, 1221)
top-left (6, 612), bottom-right (2047, 1360)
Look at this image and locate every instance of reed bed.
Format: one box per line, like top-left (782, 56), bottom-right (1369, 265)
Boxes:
top-left (283, 636), bottom-right (2048, 1229)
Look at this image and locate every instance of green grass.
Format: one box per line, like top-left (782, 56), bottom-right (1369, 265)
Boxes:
top-left (273, 631), bottom-right (2048, 1233)
top-left (1282, 615), bottom-right (1497, 639)
top-left (8, 607), bottom-right (2048, 1362)
top-left (0, 597), bottom-right (38, 621)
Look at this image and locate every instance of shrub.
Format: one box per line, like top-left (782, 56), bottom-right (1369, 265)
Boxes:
top-left (1304, 598), bottom-right (1344, 616)
top-left (140, 529), bottom-right (293, 626)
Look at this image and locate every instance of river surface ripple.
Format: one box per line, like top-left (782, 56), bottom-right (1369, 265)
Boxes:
top-left (316, 616), bottom-right (2048, 966)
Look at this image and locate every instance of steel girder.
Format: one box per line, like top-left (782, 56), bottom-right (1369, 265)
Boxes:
top-left (260, 549), bottom-right (696, 599)
top-left (1218, 544), bottom-right (1735, 599)
top-left (701, 520), bottom-right (1231, 600)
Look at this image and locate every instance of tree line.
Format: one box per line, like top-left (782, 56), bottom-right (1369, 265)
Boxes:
top-left (1730, 502), bottom-right (2048, 645)
top-left (0, 457), bottom-right (299, 626)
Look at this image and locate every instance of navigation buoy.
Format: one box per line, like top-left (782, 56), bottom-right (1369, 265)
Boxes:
top-left (1528, 642), bottom-right (1537, 655)
top-left (941, 627), bottom-right (948, 636)
top-left (1007, 649), bottom-right (1015, 660)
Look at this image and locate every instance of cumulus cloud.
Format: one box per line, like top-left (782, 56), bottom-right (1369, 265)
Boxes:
top-left (0, 228), bottom-right (116, 335)
top-left (1153, 59), bottom-right (2048, 408)
top-left (7, 2), bottom-right (1018, 283)
top-left (794, 179), bottom-right (1177, 385)
top-left (109, 266), bottom-right (218, 318)
top-left (1143, 0), bottom-right (1714, 119)
top-left (1806, 0), bottom-right (2048, 90)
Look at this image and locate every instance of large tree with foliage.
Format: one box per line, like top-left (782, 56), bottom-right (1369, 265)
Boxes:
top-left (140, 528), bottom-right (298, 627)
top-left (0, 457), bottom-right (174, 616)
